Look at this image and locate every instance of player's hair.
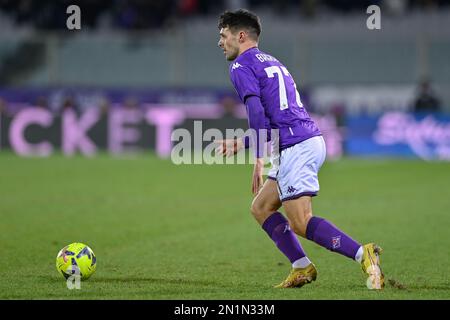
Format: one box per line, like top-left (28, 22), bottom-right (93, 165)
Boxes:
top-left (218, 9), bottom-right (261, 40)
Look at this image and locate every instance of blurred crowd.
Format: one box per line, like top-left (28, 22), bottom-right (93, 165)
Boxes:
top-left (1, 0), bottom-right (449, 30)
top-left (0, 78), bottom-right (442, 117)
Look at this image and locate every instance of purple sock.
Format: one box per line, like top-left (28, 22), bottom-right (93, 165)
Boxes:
top-left (262, 212), bottom-right (306, 263)
top-left (306, 216), bottom-right (361, 260)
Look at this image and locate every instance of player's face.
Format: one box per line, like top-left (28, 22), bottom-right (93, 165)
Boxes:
top-left (218, 28), bottom-right (240, 61)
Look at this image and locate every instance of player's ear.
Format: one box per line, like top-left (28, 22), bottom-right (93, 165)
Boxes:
top-left (238, 31), bottom-right (246, 43)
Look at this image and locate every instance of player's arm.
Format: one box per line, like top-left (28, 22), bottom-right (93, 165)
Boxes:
top-left (217, 96), bottom-right (267, 194)
top-left (243, 118), bottom-right (271, 149)
top-left (215, 127), bottom-right (271, 157)
top-left (215, 137), bottom-right (244, 157)
top-left (245, 95), bottom-right (266, 195)
top-left (215, 65), bottom-right (269, 158)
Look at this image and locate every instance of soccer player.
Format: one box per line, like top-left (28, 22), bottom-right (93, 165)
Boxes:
top-left (216, 9), bottom-right (384, 289)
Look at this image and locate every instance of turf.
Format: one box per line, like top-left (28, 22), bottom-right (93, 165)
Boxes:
top-left (0, 152), bottom-right (449, 299)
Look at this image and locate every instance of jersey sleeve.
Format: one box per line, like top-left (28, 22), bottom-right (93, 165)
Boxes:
top-left (245, 95), bottom-right (268, 158)
top-left (230, 65), bottom-right (260, 103)
top-left (243, 118), bottom-right (271, 149)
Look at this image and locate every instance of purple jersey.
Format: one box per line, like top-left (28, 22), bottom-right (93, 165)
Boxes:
top-left (229, 47), bottom-right (321, 150)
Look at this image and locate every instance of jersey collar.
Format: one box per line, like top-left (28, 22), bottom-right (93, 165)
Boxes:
top-left (235, 46), bottom-right (259, 61)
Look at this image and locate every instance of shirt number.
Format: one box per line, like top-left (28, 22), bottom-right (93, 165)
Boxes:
top-left (264, 66), bottom-right (303, 110)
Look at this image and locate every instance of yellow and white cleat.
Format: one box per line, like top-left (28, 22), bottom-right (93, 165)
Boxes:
top-left (361, 243), bottom-right (385, 290)
top-left (274, 263), bottom-right (317, 288)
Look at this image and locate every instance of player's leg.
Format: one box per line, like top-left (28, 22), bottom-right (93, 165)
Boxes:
top-left (252, 179), bottom-right (316, 288)
top-left (283, 196), bottom-right (362, 261)
top-left (279, 136), bottom-right (362, 258)
top-left (250, 178), bottom-right (281, 225)
top-left (251, 179), bottom-right (312, 270)
top-left (278, 136), bottom-right (384, 289)
top-left (283, 196), bottom-right (384, 289)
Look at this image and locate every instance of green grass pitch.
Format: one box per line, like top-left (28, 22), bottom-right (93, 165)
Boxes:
top-left (0, 152), bottom-right (449, 299)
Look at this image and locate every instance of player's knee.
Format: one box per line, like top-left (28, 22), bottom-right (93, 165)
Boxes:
top-left (303, 211), bottom-right (313, 226)
top-left (250, 199), bottom-right (276, 221)
top-left (289, 211), bottom-right (313, 237)
top-left (289, 221), bottom-right (305, 237)
top-left (250, 201), bottom-right (264, 219)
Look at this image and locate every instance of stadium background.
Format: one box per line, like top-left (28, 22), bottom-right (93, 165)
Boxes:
top-left (0, 0), bottom-right (449, 300)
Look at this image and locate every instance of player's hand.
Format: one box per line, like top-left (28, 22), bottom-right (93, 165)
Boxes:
top-left (252, 158), bottom-right (264, 196)
top-left (215, 138), bottom-right (243, 157)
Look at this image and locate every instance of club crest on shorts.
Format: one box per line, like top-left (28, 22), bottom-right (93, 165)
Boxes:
top-left (332, 236), bottom-right (341, 249)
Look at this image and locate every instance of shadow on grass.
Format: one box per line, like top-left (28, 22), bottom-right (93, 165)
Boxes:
top-left (40, 275), bottom-right (222, 287)
top-left (92, 276), bottom-right (222, 287)
top-left (405, 284), bottom-right (450, 291)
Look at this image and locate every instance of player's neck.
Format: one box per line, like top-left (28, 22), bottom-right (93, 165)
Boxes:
top-left (238, 43), bottom-right (258, 57)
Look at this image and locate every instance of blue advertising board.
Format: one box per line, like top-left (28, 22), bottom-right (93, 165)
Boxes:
top-left (346, 112), bottom-right (450, 160)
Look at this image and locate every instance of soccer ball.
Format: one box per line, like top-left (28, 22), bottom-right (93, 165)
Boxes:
top-left (56, 242), bottom-right (97, 280)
